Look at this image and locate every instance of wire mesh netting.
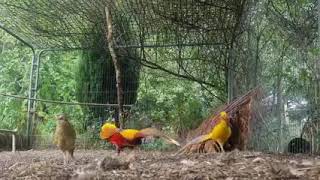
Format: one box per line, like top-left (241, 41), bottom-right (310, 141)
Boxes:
top-left (0, 0), bottom-right (239, 49)
top-left (0, 0), bottom-right (319, 155)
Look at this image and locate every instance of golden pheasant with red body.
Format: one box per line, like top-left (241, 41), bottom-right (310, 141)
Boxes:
top-left (100, 123), bottom-right (180, 154)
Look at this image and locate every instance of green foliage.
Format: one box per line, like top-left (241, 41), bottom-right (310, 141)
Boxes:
top-left (1, 0), bottom-right (320, 153)
top-left (127, 69), bottom-right (212, 135)
top-left (140, 139), bottom-right (173, 151)
top-left (0, 29), bottom-right (31, 131)
top-left (35, 51), bottom-right (85, 135)
top-left (76, 14), bottom-right (141, 125)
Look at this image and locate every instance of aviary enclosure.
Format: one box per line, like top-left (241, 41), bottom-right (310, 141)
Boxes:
top-left (0, 0), bottom-right (320, 179)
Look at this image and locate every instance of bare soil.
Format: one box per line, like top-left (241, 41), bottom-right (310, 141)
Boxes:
top-left (0, 149), bottom-right (319, 180)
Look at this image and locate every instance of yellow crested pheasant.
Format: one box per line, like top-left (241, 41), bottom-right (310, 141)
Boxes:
top-left (178, 111), bottom-right (232, 153)
top-left (100, 123), bottom-right (180, 154)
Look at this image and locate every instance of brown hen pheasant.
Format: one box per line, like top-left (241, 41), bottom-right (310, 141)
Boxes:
top-left (53, 114), bottom-right (76, 165)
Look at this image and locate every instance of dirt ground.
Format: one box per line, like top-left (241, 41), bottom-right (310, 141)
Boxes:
top-left (0, 149), bottom-right (319, 180)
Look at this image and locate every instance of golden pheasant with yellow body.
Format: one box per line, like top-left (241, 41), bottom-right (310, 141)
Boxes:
top-left (178, 111), bottom-right (231, 153)
top-left (100, 123), bottom-right (180, 154)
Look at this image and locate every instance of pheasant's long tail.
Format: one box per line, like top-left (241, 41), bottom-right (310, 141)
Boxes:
top-left (138, 128), bottom-right (181, 146)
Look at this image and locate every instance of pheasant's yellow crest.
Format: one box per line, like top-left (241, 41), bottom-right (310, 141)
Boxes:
top-left (100, 122), bottom-right (118, 139)
top-left (219, 111), bottom-right (228, 120)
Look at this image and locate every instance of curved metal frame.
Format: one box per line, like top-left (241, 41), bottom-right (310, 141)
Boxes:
top-left (0, 22), bottom-right (36, 147)
top-left (0, 22), bottom-right (91, 147)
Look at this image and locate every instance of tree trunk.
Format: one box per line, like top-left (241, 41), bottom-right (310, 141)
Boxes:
top-left (227, 47), bottom-right (235, 103)
top-left (275, 61), bottom-right (283, 151)
top-left (315, 0), bottom-right (320, 116)
top-left (105, 6), bottom-right (124, 129)
top-left (315, 0), bottom-right (320, 152)
top-left (275, 44), bottom-right (287, 151)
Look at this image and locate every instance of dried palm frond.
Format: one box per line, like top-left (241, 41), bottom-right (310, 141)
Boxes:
top-left (179, 87), bottom-right (263, 154)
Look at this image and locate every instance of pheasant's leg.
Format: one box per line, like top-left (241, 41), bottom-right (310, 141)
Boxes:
top-left (70, 148), bottom-right (75, 159)
top-left (135, 146), bottom-right (142, 154)
top-left (68, 151), bottom-right (76, 165)
top-left (217, 142), bottom-right (225, 152)
top-left (116, 146), bottom-right (121, 156)
top-left (67, 151), bottom-right (72, 164)
top-left (212, 141), bottom-right (220, 152)
top-left (63, 151), bottom-right (67, 165)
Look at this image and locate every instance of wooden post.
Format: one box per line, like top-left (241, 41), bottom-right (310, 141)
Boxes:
top-left (0, 128), bottom-right (17, 152)
top-left (105, 5), bottom-right (124, 129)
top-left (12, 133), bottom-right (16, 152)
top-left (12, 128), bottom-right (17, 152)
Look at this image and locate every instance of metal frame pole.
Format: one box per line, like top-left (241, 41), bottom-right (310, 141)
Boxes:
top-left (26, 49), bottom-right (83, 147)
top-left (26, 49), bottom-right (35, 147)
top-left (26, 50), bottom-right (42, 147)
top-left (0, 22), bottom-right (37, 148)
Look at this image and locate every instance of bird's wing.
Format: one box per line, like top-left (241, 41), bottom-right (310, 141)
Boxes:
top-left (136, 128), bottom-right (180, 146)
top-left (66, 122), bottom-right (76, 139)
top-left (119, 129), bottom-right (140, 141)
top-left (108, 132), bottom-right (134, 147)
